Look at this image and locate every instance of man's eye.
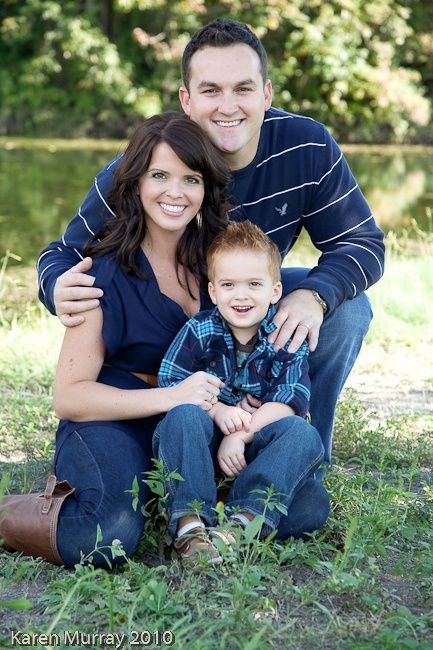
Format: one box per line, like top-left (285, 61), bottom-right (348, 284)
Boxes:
top-left (237, 87), bottom-right (253, 93)
top-left (203, 88), bottom-right (218, 94)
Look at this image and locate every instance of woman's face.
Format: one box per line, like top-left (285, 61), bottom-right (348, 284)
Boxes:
top-left (138, 142), bottom-right (205, 240)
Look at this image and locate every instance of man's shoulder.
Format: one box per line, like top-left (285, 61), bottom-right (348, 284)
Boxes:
top-left (263, 107), bottom-right (327, 140)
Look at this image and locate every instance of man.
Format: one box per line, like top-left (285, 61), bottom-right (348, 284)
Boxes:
top-left (37, 18), bottom-right (384, 469)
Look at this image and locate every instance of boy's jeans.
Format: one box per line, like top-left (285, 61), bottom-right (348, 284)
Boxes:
top-left (153, 405), bottom-right (326, 538)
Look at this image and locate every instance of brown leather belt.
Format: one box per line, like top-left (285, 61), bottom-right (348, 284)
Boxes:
top-left (103, 364), bottom-right (158, 387)
top-left (130, 371), bottom-right (158, 386)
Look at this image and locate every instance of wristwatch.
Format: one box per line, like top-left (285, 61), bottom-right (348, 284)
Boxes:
top-left (311, 290), bottom-right (328, 314)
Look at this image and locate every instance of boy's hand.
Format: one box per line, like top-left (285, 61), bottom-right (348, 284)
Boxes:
top-left (217, 434), bottom-right (247, 477)
top-left (211, 403), bottom-right (252, 435)
top-left (238, 393), bottom-right (261, 414)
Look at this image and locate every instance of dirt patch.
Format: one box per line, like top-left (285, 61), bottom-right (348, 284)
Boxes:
top-left (344, 341), bottom-right (433, 416)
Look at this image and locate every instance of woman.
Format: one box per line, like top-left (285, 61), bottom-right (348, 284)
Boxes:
top-left (0, 112), bottom-right (229, 566)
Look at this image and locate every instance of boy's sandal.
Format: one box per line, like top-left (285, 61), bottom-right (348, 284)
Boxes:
top-left (174, 528), bottom-right (222, 564)
top-left (209, 528), bottom-right (237, 549)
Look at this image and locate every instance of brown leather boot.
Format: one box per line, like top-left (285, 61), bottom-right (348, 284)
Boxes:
top-left (0, 474), bottom-right (75, 565)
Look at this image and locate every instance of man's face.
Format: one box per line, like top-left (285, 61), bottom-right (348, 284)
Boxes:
top-left (179, 44), bottom-right (272, 171)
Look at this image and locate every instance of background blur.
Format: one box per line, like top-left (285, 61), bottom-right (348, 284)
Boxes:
top-left (1, 0), bottom-right (432, 143)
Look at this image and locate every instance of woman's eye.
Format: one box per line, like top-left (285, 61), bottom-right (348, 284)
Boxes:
top-left (151, 171), bottom-right (166, 180)
top-left (185, 176), bottom-right (201, 185)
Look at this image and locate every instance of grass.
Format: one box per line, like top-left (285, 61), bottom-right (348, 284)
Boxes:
top-left (0, 247), bottom-right (432, 649)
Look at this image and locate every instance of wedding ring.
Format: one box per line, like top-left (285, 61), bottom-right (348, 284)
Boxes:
top-left (299, 322), bottom-right (310, 331)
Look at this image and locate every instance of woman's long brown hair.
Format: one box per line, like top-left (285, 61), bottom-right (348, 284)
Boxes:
top-left (84, 112), bottom-right (230, 296)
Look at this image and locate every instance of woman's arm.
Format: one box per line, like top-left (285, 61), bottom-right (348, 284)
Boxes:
top-left (53, 307), bottom-right (221, 421)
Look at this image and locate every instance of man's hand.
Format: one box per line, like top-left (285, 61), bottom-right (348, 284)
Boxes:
top-left (268, 289), bottom-right (324, 353)
top-left (217, 434), bottom-right (247, 477)
top-left (210, 403), bottom-right (252, 435)
top-left (54, 257), bottom-right (104, 327)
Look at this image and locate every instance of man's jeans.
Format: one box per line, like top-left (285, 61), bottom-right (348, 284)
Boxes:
top-left (281, 268), bottom-right (373, 468)
top-left (153, 405), bottom-right (326, 538)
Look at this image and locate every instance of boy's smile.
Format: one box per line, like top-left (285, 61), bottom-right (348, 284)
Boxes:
top-left (208, 248), bottom-right (282, 344)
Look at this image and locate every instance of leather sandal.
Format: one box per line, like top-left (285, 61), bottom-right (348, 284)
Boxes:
top-left (174, 527), bottom-right (222, 564)
top-left (0, 474), bottom-right (75, 565)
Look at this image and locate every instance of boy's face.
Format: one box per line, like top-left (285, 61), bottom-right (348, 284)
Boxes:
top-left (208, 248), bottom-right (282, 342)
top-left (179, 44), bottom-right (272, 171)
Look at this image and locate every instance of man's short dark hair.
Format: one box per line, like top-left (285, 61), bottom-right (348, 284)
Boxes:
top-left (182, 18), bottom-right (268, 89)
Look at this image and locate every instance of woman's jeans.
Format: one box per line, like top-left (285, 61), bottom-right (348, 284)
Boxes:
top-left (281, 268), bottom-right (373, 469)
top-left (55, 422), bottom-right (156, 567)
top-left (153, 405), bottom-right (327, 538)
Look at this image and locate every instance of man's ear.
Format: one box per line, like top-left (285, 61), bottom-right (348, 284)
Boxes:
top-left (179, 86), bottom-right (191, 116)
top-left (270, 281), bottom-right (283, 304)
top-left (264, 79), bottom-right (273, 111)
top-left (208, 281), bottom-right (217, 305)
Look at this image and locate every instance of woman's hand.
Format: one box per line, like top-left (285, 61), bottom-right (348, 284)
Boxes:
top-left (170, 371), bottom-right (224, 411)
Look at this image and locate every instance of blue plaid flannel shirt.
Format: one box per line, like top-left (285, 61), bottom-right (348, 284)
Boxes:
top-left (158, 305), bottom-right (310, 417)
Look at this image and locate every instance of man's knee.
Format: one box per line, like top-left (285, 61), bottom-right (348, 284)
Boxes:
top-left (327, 293), bottom-right (373, 339)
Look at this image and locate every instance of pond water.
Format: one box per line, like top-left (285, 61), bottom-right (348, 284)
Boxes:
top-left (0, 142), bottom-right (432, 267)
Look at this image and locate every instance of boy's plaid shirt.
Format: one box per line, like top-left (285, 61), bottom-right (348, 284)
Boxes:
top-left (158, 305), bottom-right (310, 417)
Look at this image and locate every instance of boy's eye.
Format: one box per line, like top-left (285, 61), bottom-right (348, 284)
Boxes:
top-left (221, 282), bottom-right (233, 288)
top-left (250, 282), bottom-right (262, 287)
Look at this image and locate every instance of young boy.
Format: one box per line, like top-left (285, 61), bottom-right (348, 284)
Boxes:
top-left (155, 221), bottom-right (325, 562)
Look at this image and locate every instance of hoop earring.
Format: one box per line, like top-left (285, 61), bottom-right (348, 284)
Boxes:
top-left (196, 211), bottom-right (202, 229)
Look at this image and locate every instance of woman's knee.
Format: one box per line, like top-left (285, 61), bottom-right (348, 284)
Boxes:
top-left (58, 505), bottom-right (145, 568)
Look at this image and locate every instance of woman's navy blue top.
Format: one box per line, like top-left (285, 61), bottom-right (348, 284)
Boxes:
top-left (55, 250), bottom-right (212, 450)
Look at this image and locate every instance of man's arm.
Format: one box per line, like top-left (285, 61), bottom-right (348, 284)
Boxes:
top-left (37, 156), bottom-right (122, 320)
top-left (270, 125), bottom-right (384, 350)
top-left (300, 126), bottom-right (385, 309)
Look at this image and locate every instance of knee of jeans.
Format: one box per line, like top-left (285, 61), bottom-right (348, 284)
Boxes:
top-left (297, 419), bottom-right (325, 463)
top-left (156, 404), bottom-right (212, 442)
top-left (330, 293), bottom-right (373, 339)
top-left (163, 403), bottom-right (209, 425)
top-left (59, 505), bottom-right (145, 568)
top-left (92, 508), bottom-right (145, 566)
top-left (276, 479), bottom-right (330, 540)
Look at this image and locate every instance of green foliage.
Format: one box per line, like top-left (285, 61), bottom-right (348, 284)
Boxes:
top-left (0, 0), bottom-right (432, 141)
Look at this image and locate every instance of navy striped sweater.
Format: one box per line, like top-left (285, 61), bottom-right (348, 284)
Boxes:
top-left (37, 107), bottom-right (385, 314)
